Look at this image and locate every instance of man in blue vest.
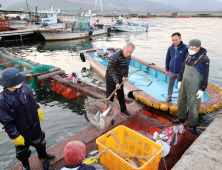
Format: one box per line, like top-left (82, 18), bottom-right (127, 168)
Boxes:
top-left (165, 32), bottom-right (188, 102)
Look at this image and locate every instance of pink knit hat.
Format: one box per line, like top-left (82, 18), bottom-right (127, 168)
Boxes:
top-left (64, 141), bottom-right (86, 165)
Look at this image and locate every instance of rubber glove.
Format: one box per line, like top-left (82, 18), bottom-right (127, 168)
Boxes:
top-left (177, 82), bottom-right (182, 90)
top-left (83, 157), bottom-right (99, 165)
top-left (37, 109), bottom-right (44, 120)
top-left (196, 90), bottom-right (204, 99)
top-left (14, 135), bottom-right (25, 146)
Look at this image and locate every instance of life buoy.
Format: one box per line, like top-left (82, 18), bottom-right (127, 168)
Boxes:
top-left (80, 53), bottom-right (86, 62)
top-left (89, 30), bottom-right (93, 36)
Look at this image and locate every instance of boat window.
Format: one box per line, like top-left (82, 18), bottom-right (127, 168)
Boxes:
top-left (1, 20), bottom-right (5, 27)
top-left (43, 19), bottom-right (50, 22)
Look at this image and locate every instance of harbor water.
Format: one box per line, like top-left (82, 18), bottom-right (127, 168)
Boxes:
top-left (0, 17), bottom-right (222, 169)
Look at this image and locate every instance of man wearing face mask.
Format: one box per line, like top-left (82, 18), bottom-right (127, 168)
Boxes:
top-left (172, 39), bottom-right (210, 134)
top-left (0, 68), bottom-right (55, 170)
top-left (106, 42), bottom-right (135, 116)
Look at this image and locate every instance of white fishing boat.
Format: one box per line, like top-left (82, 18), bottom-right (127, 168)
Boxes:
top-left (39, 10), bottom-right (109, 41)
top-left (38, 3), bottom-right (62, 25)
top-left (112, 17), bottom-right (148, 32)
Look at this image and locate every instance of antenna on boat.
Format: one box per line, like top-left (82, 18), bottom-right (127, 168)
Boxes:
top-left (50, 3), bottom-right (53, 12)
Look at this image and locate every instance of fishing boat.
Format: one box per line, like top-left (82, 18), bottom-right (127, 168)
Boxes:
top-left (80, 47), bottom-right (222, 115)
top-left (38, 11), bottom-right (109, 41)
top-left (111, 17), bottom-right (148, 32)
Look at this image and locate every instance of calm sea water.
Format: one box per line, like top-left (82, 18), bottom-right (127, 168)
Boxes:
top-left (0, 17), bottom-right (222, 169)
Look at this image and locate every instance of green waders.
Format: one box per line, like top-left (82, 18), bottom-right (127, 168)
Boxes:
top-left (178, 64), bottom-right (202, 127)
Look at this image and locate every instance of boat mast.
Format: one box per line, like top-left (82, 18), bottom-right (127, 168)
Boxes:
top-left (100, 0), bottom-right (103, 12)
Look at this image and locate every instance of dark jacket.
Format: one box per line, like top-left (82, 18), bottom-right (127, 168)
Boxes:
top-left (0, 83), bottom-right (41, 140)
top-left (165, 41), bottom-right (188, 74)
top-left (179, 47), bottom-right (210, 91)
top-left (105, 49), bottom-right (131, 84)
top-left (57, 163), bottom-right (95, 170)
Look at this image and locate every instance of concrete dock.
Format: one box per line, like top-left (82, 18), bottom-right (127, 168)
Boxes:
top-left (172, 116), bottom-right (222, 170)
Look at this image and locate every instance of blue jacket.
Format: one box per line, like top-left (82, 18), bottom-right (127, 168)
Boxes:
top-left (179, 47), bottom-right (210, 91)
top-left (165, 41), bottom-right (188, 74)
top-left (0, 83), bottom-right (41, 140)
top-left (57, 163), bottom-right (95, 170)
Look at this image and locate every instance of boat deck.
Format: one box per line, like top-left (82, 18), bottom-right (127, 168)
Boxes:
top-left (88, 51), bottom-right (210, 104)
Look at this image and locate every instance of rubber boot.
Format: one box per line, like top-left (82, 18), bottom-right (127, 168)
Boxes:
top-left (22, 160), bottom-right (30, 170)
top-left (36, 146), bottom-right (55, 159)
top-left (189, 126), bottom-right (196, 134)
top-left (172, 118), bottom-right (185, 124)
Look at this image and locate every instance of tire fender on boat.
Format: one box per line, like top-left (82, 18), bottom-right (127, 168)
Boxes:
top-left (80, 53), bottom-right (86, 62)
top-left (107, 28), bottom-right (111, 32)
top-left (89, 30), bottom-right (93, 36)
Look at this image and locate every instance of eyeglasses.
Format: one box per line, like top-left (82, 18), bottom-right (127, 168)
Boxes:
top-left (188, 46), bottom-right (197, 50)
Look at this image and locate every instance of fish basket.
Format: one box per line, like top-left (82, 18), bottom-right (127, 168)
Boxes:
top-left (96, 125), bottom-right (163, 170)
top-left (85, 99), bottom-right (119, 129)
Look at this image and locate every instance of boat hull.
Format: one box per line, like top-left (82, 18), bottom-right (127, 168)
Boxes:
top-left (39, 29), bottom-right (108, 41)
top-left (113, 25), bottom-right (147, 32)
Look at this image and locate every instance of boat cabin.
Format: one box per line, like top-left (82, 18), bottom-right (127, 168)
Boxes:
top-left (0, 19), bottom-right (10, 31)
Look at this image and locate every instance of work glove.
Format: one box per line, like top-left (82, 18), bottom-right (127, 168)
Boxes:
top-left (37, 109), bottom-right (44, 120)
top-left (14, 135), bottom-right (25, 146)
top-left (177, 82), bottom-right (182, 90)
top-left (83, 157), bottom-right (99, 165)
top-left (196, 90), bottom-right (204, 99)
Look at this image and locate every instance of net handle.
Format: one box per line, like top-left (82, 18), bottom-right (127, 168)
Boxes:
top-left (107, 72), bottom-right (135, 101)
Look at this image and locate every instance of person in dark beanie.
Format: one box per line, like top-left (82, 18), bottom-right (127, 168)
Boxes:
top-left (56, 140), bottom-right (96, 170)
top-left (0, 68), bottom-right (55, 170)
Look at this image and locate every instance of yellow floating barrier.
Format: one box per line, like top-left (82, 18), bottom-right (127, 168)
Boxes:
top-left (206, 106), bottom-right (215, 113)
top-left (153, 103), bottom-right (161, 110)
top-left (160, 104), bottom-right (169, 112)
top-left (213, 104), bottom-right (221, 111)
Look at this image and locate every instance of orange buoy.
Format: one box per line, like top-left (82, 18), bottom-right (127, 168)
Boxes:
top-left (51, 81), bottom-right (82, 99)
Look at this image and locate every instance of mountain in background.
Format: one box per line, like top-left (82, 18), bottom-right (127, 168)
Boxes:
top-left (6, 0), bottom-right (178, 11)
top-left (153, 0), bottom-right (222, 10)
top-left (4, 0), bottom-right (222, 11)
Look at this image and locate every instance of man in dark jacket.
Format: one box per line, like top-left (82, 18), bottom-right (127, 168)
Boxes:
top-left (165, 32), bottom-right (188, 102)
top-left (172, 39), bottom-right (210, 134)
top-left (0, 68), bottom-right (55, 170)
top-left (105, 42), bottom-right (135, 116)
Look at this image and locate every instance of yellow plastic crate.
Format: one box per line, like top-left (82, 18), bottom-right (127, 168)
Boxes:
top-left (96, 125), bottom-right (163, 170)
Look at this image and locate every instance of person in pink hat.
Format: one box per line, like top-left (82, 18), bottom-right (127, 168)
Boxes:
top-left (56, 140), bottom-right (96, 170)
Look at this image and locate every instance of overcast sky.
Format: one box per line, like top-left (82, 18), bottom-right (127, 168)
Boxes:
top-left (1, 0), bottom-right (222, 10)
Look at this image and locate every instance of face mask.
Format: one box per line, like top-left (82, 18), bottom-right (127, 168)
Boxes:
top-left (13, 83), bottom-right (22, 89)
top-left (188, 49), bottom-right (196, 55)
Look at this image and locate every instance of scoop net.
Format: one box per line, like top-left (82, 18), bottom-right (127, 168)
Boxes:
top-left (85, 99), bottom-right (119, 130)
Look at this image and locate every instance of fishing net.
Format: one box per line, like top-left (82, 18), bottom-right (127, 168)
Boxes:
top-left (123, 110), bottom-right (197, 170)
top-left (0, 51), bottom-right (54, 89)
top-left (85, 99), bottom-right (119, 130)
top-left (72, 16), bottom-right (89, 32)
